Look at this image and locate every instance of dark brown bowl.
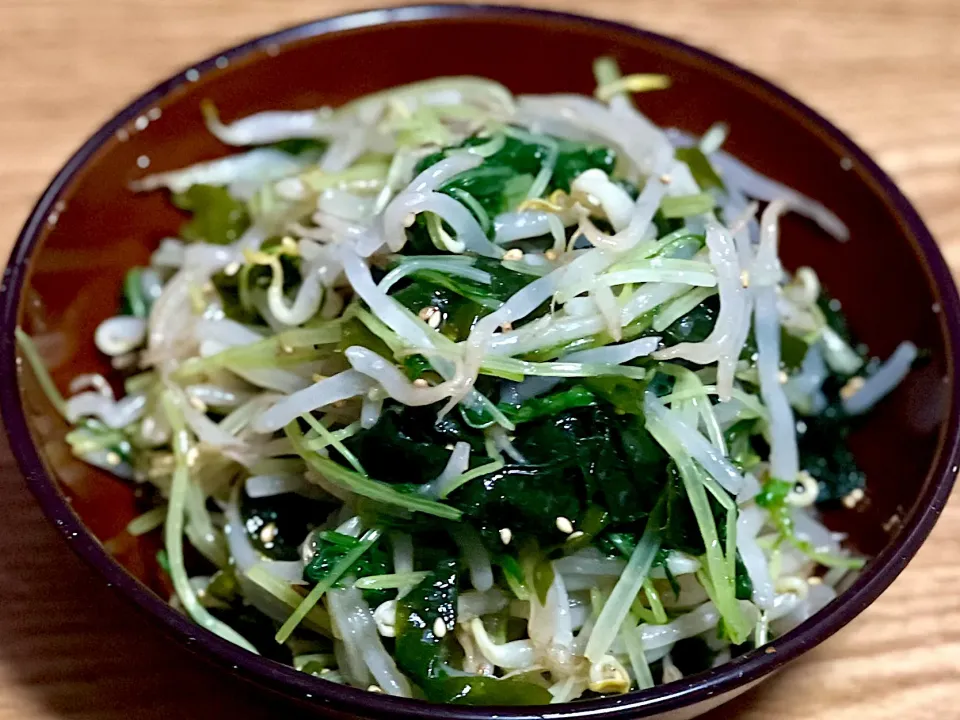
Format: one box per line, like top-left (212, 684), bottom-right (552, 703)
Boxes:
top-left (1, 5), bottom-right (958, 719)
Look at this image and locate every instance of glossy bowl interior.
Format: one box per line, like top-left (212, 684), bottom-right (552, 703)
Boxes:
top-left (2, 5), bottom-right (958, 720)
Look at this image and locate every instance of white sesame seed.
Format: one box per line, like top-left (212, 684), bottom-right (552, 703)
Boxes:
top-left (499, 528), bottom-right (513, 545)
top-left (740, 269), bottom-right (750, 288)
top-left (555, 516), bottom-right (574, 534)
top-left (367, 684), bottom-right (383, 693)
top-left (778, 370), bottom-right (789, 384)
top-left (413, 378), bottom-right (429, 388)
top-left (433, 617), bottom-right (447, 638)
top-left (105, 451), bottom-right (121, 466)
top-left (545, 249), bottom-right (559, 261)
top-left (224, 262), bottom-right (241, 277)
top-left (403, 213), bottom-right (417, 228)
top-left (188, 396), bottom-right (207, 412)
top-left (567, 530), bottom-right (585, 542)
top-left (419, 306), bottom-right (442, 329)
top-left (840, 376), bottom-right (865, 400)
top-left (500, 321), bottom-right (513, 332)
top-left (503, 248), bottom-right (524, 261)
top-left (136, 155), bottom-right (150, 169)
top-left (659, 174), bottom-right (673, 184)
top-left (259, 522), bottom-right (278, 544)
top-left (807, 576), bottom-right (823, 586)
top-left (842, 488), bottom-right (865, 509)
top-left (312, 373), bottom-right (327, 383)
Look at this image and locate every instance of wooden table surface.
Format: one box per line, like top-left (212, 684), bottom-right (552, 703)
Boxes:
top-left (1, 1), bottom-right (959, 718)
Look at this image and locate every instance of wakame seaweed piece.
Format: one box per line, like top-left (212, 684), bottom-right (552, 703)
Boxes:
top-left (439, 164), bottom-right (534, 222)
top-left (389, 261), bottom-right (540, 350)
top-left (394, 559), bottom-right (458, 689)
top-left (658, 462), bottom-right (707, 557)
top-left (498, 384), bottom-right (597, 424)
top-left (390, 278), bottom-right (489, 343)
top-left (450, 405), bottom-right (667, 547)
top-left (411, 136), bottom-right (540, 237)
top-left (396, 560), bottom-right (552, 705)
top-left (491, 135), bottom-right (618, 195)
top-left (661, 294), bottom-right (719, 346)
top-left (402, 214), bottom-right (442, 256)
top-left (202, 569), bottom-right (310, 659)
top-left (240, 490), bottom-right (336, 562)
top-left (303, 531), bottom-right (393, 604)
top-left (482, 133), bottom-right (609, 188)
top-left (550, 139), bottom-right (618, 192)
top-left (737, 326), bottom-right (811, 373)
top-left (781, 331), bottom-right (811, 371)
top-left (583, 373), bottom-right (675, 416)
top-left (561, 504), bottom-right (611, 554)
top-left (553, 405), bottom-right (667, 521)
top-left (340, 402), bottom-right (485, 486)
top-left (734, 552), bottom-right (753, 600)
top-left (597, 531), bottom-right (638, 559)
top-left (417, 131), bottom-right (618, 201)
top-left (172, 184), bottom-right (251, 245)
top-left (414, 257), bottom-right (536, 309)
top-left (797, 404), bottom-right (866, 504)
top-left (451, 462), bottom-right (583, 550)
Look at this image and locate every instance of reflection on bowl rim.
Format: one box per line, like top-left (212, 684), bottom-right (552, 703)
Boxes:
top-left (1, 5), bottom-right (958, 719)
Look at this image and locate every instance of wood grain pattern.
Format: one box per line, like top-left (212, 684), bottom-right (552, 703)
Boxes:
top-left (0, 1), bottom-right (958, 717)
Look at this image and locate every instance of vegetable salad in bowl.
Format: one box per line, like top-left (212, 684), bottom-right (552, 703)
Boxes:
top-left (18, 57), bottom-right (918, 705)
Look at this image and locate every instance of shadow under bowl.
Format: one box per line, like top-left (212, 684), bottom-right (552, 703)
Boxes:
top-left (1, 5), bottom-right (958, 719)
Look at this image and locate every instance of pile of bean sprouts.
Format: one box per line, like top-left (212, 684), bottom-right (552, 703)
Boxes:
top-left (18, 58), bottom-right (917, 704)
